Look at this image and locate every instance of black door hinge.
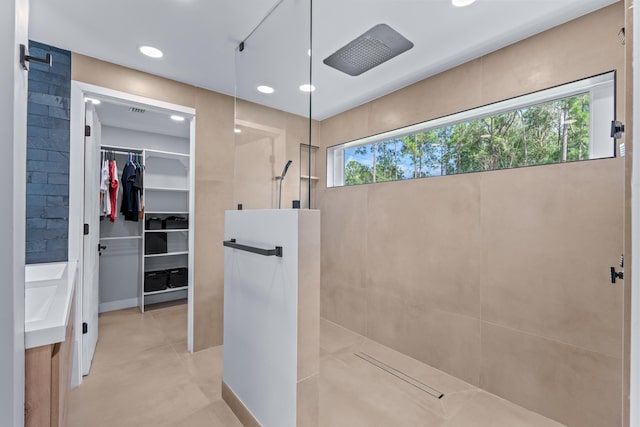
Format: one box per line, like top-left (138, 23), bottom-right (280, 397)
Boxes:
top-left (85, 125), bottom-right (91, 137)
top-left (82, 322), bottom-right (88, 334)
top-left (84, 223), bottom-right (89, 235)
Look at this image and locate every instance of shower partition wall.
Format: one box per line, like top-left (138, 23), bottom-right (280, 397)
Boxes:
top-left (233, 0), bottom-right (313, 210)
top-left (224, 2), bottom-right (317, 427)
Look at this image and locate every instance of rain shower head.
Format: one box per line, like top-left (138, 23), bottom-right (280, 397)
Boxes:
top-left (323, 24), bottom-right (414, 76)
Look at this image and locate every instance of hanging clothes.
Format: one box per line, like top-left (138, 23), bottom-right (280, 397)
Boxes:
top-left (100, 152), bottom-right (111, 218)
top-left (134, 154), bottom-right (144, 219)
top-left (108, 158), bottom-right (119, 222)
top-left (120, 154), bottom-right (142, 221)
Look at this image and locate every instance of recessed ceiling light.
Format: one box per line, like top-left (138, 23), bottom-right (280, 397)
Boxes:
top-left (452, 0), bottom-right (476, 7)
top-left (139, 45), bottom-right (163, 58)
top-left (84, 97), bottom-right (101, 105)
top-left (234, 128), bottom-right (242, 134)
top-left (257, 85), bottom-right (275, 94)
top-left (299, 84), bottom-right (316, 93)
top-left (170, 115), bottom-right (185, 121)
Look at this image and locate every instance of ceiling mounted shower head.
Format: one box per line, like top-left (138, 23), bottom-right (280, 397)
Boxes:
top-left (323, 24), bottom-right (414, 77)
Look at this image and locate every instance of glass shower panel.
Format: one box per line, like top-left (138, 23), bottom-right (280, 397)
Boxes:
top-left (234, 0), bottom-right (312, 210)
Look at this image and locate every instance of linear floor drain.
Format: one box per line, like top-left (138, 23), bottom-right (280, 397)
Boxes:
top-left (354, 352), bottom-right (444, 399)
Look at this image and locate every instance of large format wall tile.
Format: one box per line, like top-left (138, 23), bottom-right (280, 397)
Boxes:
top-left (365, 289), bottom-right (482, 386)
top-left (321, 281), bottom-right (367, 335)
top-left (72, 54), bottom-right (197, 108)
top-left (480, 159), bottom-right (624, 357)
top-left (298, 211), bottom-right (321, 381)
top-left (194, 91), bottom-right (234, 182)
top-left (481, 322), bottom-right (622, 427)
top-left (366, 176), bottom-right (482, 318)
top-left (318, 186), bottom-right (369, 290)
top-left (194, 179), bottom-right (233, 350)
top-left (368, 58), bottom-right (483, 135)
top-left (404, 304), bottom-right (482, 387)
top-left (480, 3), bottom-right (624, 107)
top-left (318, 104), bottom-right (370, 148)
top-left (193, 180), bottom-right (233, 282)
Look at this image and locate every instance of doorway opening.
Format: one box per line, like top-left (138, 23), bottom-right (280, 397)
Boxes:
top-left (69, 82), bottom-right (196, 384)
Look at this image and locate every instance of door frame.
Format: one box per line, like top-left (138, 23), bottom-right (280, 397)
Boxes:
top-left (631, 1), bottom-right (640, 423)
top-left (69, 81), bottom-right (196, 385)
top-left (2, 0), bottom-right (28, 425)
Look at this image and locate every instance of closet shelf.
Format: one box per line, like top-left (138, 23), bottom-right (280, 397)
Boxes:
top-left (144, 229), bottom-right (189, 233)
top-left (144, 251), bottom-right (189, 258)
top-left (101, 145), bottom-right (143, 155)
top-left (145, 186), bottom-right (189, 192)
top-left (143, 286), bottom-right (188, 296)
top-left (99, 236), bottom-right (142, 241)
top-left (144, 149), bottom-right (189, 159)
top-left (144, 211), bottom-right (189, 215)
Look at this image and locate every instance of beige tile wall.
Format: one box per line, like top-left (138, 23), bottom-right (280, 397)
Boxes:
top-left (234, 99), bottom-right (319, 210)
top-left (316, 3), bottom-right (628, 426)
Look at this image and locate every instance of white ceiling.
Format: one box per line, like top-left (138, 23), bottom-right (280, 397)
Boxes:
top-left (93, 98), bottom-right (190, 138)
top-left (30, 0), bottom-right (618, 120)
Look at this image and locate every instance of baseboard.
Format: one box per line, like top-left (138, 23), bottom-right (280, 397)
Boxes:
top-left (222, 381), bottom-right (261, 427)
top-left (144, 289), bottom-right (187, 306)
top-left (98, 298), bottom-right (138, 313)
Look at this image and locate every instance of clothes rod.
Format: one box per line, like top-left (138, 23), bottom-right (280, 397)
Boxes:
top-left (101, 148), bottom-right (143, 156)
top-left (223, 238), bottom-right (283, 257)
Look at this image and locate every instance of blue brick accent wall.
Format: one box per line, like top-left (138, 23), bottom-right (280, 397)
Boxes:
top-left (26, 41), bottom-right (71, 264)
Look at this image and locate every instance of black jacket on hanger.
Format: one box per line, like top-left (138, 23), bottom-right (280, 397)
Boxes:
top-left (120, 161), bottom-right (139, 221)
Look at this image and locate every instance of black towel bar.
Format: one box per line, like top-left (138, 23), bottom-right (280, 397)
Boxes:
top-left (223, 239), bottom-right (283, 257)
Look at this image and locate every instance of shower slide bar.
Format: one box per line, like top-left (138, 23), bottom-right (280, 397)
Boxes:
top-left (223, 238), bottom-right (283, 258)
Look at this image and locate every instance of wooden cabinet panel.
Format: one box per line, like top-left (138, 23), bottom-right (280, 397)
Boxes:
top-left (25, 345), bottom-right (54, 427)
top-left (25, 292), bottom-right (75, 427)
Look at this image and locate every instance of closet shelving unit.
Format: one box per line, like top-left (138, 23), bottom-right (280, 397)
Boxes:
top-left (99, 236), bottom-right (142, 241)
top-left (140, 149), bottom-right (192, 312)
top-left (98, 144), bottom-right (192, 313)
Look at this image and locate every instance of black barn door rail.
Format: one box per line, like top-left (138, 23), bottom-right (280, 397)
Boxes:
top-left (223, 238), bottom-right (283, 257)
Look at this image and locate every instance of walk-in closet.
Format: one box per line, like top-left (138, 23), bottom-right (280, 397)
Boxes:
top-left (86, 96), bottom-right (194, 329)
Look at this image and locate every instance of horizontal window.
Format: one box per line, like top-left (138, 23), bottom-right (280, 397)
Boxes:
top-left (327, 72), bottom-right (616, 188)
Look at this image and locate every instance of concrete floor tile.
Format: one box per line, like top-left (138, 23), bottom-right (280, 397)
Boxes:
top-left (69, 305), bottom-right (564, 427)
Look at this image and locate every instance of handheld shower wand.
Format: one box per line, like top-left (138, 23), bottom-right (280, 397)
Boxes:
top-left (277, 160), bottom-right (293, 209)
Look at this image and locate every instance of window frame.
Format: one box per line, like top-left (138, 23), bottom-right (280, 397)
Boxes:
top-left (327, 71), bottom-right (616, 188)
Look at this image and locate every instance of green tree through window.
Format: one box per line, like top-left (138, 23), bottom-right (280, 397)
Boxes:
top-left (343, 93), bottom-right (592, 186)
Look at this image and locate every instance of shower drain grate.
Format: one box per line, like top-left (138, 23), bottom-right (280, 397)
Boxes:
top-left (354, 352), bottom-right (444, 399)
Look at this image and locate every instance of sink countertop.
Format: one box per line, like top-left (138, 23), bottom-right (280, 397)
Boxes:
top-left (25, 261), bottom-right (78, 349)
